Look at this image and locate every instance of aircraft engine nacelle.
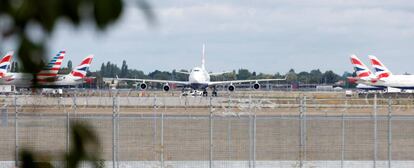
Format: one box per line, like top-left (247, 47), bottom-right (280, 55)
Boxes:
top-left (163, 84), bottom-right (170, 92)
top-left (253, 83), bottom-right (260, 90)
top-left (140, 83), bottom-right (147, 90)
top-left (228, 85), bottom-right (235, 92)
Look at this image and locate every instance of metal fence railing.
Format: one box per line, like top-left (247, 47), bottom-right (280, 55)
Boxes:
top-left (0, 93), bottom-right (413, 168)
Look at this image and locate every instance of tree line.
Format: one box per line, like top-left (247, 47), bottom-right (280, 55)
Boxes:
top-left (8, 59), bottom-right (355, 87)
top-left (95, 60), bottom-right (355, 87)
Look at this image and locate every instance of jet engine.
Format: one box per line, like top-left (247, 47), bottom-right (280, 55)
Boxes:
top-left (163, 84), bottom-right (170, 92)
top-left (228, 85), bottom-right (235, 92)
top-left (253, 83), bottom-right (260, 90)
top-left (140, 83), bottom-right (147, 90)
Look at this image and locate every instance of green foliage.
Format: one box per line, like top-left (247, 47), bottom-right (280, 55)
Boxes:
top-left (96, 61), bottom-right (349, 87)
top-left (66, 122), bottom-right (102, 168)
top-left (67, 60), bottom-right (73, 71)
top-left (237, 69), bottom-right (252, 80)
top-left (322, 70), bottom-right (341, 84)
top-left (0, 0), bottom-right (154, 86)
top-left (100, 61), bottom-right (121, 78)
top-left (19, 122), bottom-right (101, 168)
top-left (172, 69), bottom-right (188, 81)
top-left (148, 70), bottom-right (171, 80)
top-left (286, 69), bottom-right (297, 82)
top-left (120, 60), bottom-right (128, 78)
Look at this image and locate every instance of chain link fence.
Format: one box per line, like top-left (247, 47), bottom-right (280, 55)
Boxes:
top-left (0, 93), bottom-right (413, 168)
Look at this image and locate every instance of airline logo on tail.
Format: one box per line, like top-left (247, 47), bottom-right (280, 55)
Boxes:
top-left (350, 55), bottom-right (372, 78)
top-left (37, 50), bottom-right (65, 78)
top-left (70, 55), bottom-right (93, 79)
top-left (0, 51), bottom-right (13, 78)
top-left (368, 55), bottom-right (392, 79)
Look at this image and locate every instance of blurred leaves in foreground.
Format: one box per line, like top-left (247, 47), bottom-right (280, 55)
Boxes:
top-left (0, 0), bottom-right (155, 86)
top-left (20, 122), bottom-right (102, 168)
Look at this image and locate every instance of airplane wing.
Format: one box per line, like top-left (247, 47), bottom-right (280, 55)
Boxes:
top-left (103, 77), bottom-right (190, 85)
top-left (176, 71), bottom-right (190, 75)
top-left (208, 78), bottom-right (286, 85)
top-left (209, 71), bottom-right (233, 76)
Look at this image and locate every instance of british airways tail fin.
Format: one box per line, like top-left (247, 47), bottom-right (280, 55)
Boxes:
top-left (70, 55), bottom-right (94, 79)
top-left (350, 54), bottom-right (373, 78)
top-left (0, 51), bottom-right (13, 78)
top-left (368, 55), bottom-right (392, 79)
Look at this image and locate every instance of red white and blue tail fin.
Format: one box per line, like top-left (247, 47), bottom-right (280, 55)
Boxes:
top-left (0, 51), bottom-right (13, 78)
top-left (368, 55), bottom-right (392, 79)
top-left (70, 55), bottom-right (94, 79)
top-left (37, 50), bottom-right (65, 78)
top-left (350, 55), bottom-right (373, 78)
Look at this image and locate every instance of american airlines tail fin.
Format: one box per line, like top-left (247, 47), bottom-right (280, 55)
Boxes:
top-left (368, 55), bottom-right (392, 79)
top-left (201, 44), bottom-right (205, 70)
top-left (0, 51), bottom-right (13, 78)
top-left (350, 54), bottom-right (373, 78)
top-left (70, 55), bottom-right (94, 79)
top-left (38, 50), bottom-right (65, 78)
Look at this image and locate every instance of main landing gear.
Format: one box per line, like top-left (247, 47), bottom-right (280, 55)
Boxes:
top-left (202, 89), bottom-right (208, 97)
top-left (212, 87), bottom-right (218, 97)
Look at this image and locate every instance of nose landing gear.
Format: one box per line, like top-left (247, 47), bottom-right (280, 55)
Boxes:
top-left (212, 87), bottom-right (218, 97)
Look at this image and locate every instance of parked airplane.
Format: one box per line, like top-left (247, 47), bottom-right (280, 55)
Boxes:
top-left (0, 50), bottom-right (66, 87)
top-left (106, 45), bottom-right (285, 96)
top-left (348, 55), bottom-right (385, 91)
top-left (368, 55), bottom-right (414, 90)
top-left (43, 55), bottom-right (94, 87)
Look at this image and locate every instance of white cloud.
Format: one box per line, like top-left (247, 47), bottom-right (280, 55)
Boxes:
top-left (43, 0), bottom-right (414, 74)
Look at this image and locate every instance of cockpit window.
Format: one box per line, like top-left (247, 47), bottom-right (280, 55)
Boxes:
top-left (194, 69), bottom-right (200, 72)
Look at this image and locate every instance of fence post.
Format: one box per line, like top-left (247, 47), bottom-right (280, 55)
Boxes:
top-left (227, 116), bottom-right (232, 161)
top-left (299, 96), bottom-right (303, 168)
top-left (161, 112), bottom-right (164, 168)
top-left (116, 95), bottom-right (120, 168)
top-left (73, 92), bottom-right (77, 117)
top-left (184, 95), bottom-right (188, 111)
top-left (253, 114), bottom-right (256, 168)
top-left (249, 112), bottom-right (252, 168)
top-left (248, 95), bottom-right (252, 168)
top-left (112, 95), bottom-right (116, 168)
top-left (152, 96), bottom-right (157, 161)
top-left (341, 97), bottom-right (347, 168)
top-left (209, 96), bottom-right (213, 168)
top-left (63, 97), bottom-right (69, 155)
top-left (303, 96), bottom-right (307, 164)
top-left (1, 104), bottom-right (7, 127)
top-left (14, 95), bottom-right (18, 167)
top-left (373, 94), bottom-right (377, 168)
top-left (387, 98), bottom-right (392, 168)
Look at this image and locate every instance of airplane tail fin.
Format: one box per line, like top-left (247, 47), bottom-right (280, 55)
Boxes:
top-left (70, 55), bottom-right (94, 79)
top-left (350, 54), bottom-right (373, 78)
top-left (201, 44), bottom-right (205, 70)
top-left (368, 55), bottom-right (392, 79)
top-left (0, 51), bottom-right (13, 78)
top-left (38, 50), bottom-right (65, 78)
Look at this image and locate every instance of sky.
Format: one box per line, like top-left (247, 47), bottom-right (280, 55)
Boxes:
top-left (4, 0), bottom-right (414, 75)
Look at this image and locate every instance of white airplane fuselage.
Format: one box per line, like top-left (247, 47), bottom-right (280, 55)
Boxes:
top-left (0, 73), bottom-right (84, 88)
top-left (0, 73), bottom-right (36, 87)
top-left (43, 75), bottom-right (84, 87)
top-left (188, 67), bottom-right (210, 90)
top-left (377, 75), bottom-right (414, 89)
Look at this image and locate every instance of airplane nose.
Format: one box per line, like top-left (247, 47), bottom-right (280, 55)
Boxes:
top-left (193, 75), bottom-right (204, 83)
